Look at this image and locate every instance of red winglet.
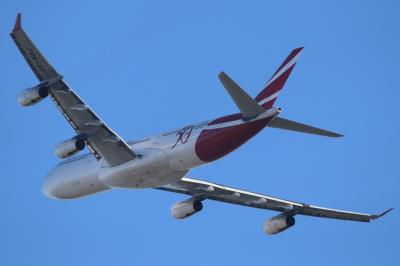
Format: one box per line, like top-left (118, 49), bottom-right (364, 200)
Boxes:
top-left (13, 13), bottom-right (22, 32)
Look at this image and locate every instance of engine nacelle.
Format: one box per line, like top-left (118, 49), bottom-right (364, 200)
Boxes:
top-left (17, 76), bottom-right (63, 106)
top-left (17, 84), bottom-right (49, 106)
top-left (263, 213), bottom-right (295, 235)
top-left (171, 198), bottom-right (203, 219)
top-left (55, 136), bottom-right (86, 159)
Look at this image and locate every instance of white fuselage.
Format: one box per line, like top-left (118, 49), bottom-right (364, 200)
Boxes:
top-left (43, 121), bottom-right (210, 199)
top-left (43, 109), bottom-right (278, 199)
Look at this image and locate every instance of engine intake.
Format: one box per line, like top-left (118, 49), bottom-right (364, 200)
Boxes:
top-left (55, 135), bottom-right (86, 158)
top-left (171, 198), bottom-right (203, 219)
top-left (263, 213), bottom-right (295, 235)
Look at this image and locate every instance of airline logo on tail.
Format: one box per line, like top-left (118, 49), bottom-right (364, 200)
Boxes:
top-left (256, 47), bottom-right (304, 109)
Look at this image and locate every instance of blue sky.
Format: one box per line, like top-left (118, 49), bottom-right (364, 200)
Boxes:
top-left (1, 1), bottom-right (399, 265)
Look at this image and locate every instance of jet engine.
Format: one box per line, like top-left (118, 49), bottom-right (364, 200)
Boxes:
top-left (55, 135), bottom-right (86, 158)
top-left (263, 213), bottom-right (295, 235)
top-left (17, 76), bottom-right (63, 106)
top-left (171, 198), bottom-right (203, 219)
top-left (17, 84), bottom-right (49, 106)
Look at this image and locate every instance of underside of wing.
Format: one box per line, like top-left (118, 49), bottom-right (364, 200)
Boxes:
top-left (11, 13), bottom-right (136, 167)
top-left (49, 80), bottom-right (137, 166)
top-left (158, 177), bottom-right (392, 223)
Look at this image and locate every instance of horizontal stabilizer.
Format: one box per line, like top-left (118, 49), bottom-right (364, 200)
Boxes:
top-left (268, 117), bottom-right (343, 137)
top-left (219, 72), bottom-right (265, 120)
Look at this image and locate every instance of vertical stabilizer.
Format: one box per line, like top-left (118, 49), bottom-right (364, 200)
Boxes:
top-left (255, 47), bottom-right (303, 109)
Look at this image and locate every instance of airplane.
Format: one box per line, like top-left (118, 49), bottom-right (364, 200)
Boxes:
top-left (11, 13), bottom-right (392, 235)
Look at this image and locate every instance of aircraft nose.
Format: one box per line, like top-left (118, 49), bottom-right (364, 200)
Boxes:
top-left (42, 174), bottom-right (59, 199)
top-left (42, 176), bottom-right (54, 198)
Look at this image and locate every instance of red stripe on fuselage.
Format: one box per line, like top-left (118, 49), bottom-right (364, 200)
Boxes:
top-left (195, 116), bottom-right (273, 162)
top-left (208, 113), bottom-right (242, 125)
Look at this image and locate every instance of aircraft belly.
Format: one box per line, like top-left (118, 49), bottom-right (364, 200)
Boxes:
top-left (43, 154), bottom-right (109, 199)
top-left (99, 148), bottom-right (188, 189)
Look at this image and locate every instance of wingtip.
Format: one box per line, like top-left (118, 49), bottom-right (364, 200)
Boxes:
top-left (373, 208), bottom-right (393, 220)
top-left (218, 71), bottom-right (228, 80)
top-left (12, 13), bottom-right (22, 32)
top-left (379, 208), bottom-right (394, 217)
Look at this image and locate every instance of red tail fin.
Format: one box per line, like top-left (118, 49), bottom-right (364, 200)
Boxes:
top-left (255, 47), bottom-right (304, 109)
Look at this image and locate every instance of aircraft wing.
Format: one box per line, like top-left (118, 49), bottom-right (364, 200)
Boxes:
top-left (10, 14), bottom-right (137, 166)
top-left (158, 177), bottom-right (392, 222)
top-left (47, 80), bottom-right (137, 166)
